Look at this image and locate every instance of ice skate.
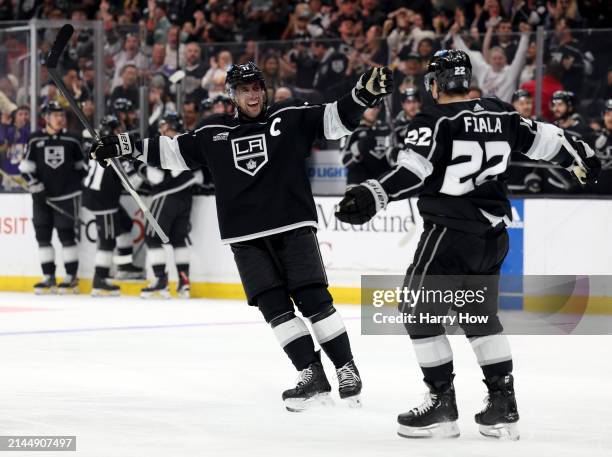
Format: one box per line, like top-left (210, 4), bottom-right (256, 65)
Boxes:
top-left (57, 275), bottom-right (78, 295)
top-left (336, 359), bottom-right (362, 407)
top-left (475, 374), bottom-right (520, 441)
top-left (91, 275), bottom-right (120, 297)
top-left (140, 275), bottom-right (170, 299)
top-left (177, 272), bottom-right (190, 299)
top-left (115, 263), bottom-right (145, 280)
top-left (282, 356), bottom-right (333, 412)
top-left (397, 381), bottom-right (460, 439)
top-left (34, 275), bottom-right (56, 295)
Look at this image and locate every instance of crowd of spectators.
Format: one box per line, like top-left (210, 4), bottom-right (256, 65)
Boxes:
top-left (0, 0), bottom-right (611, 193)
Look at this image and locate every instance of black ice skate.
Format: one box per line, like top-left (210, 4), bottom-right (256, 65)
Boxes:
top-left (140, 275), bottom-right (170, 299)
top-left (336, 359), bottom-right (362, 407)
top-left (91, 275), bottom-right (120, 297)
top-left (282, 356), bottom-right (333, 412)
top-left (115, 263), bottom-right (145, 280)
top-left (397, 380), bottom-right (460, 439)
top-left (475, 374), bottom-right (520, 441)
top-left (177, 272), bottom-right (190, 299)
top-left (34, 275), bottom-right (56, 295)
top-left (57, 275), bottom-right (78, 295)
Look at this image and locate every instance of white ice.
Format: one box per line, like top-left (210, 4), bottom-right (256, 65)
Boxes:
top-left (0, 292), bottom-right (610, 457)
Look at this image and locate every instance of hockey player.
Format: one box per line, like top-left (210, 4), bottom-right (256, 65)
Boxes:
top-left (550, 90), bottom-right (593, 142)
top-left (113, 97), bottom-right (138, 133)
top-left (83, 114), bottom-right (144, 297)
top-left (511, 89), bottom-right (533, 119)
top-left (393, 87), bottom-right (422, 145)
top-left (586, 99), bottom-right (612, 194)
top-left (90, 61), bottom-right (393, 410)
top-left (140, 112), bottom-right (201, 299)
top-left (18, 101), bottom-right (86, 294)
top-left (335, 50), bottom-right (600, 439)
top-left (341, 105), bottom-right (393, 185)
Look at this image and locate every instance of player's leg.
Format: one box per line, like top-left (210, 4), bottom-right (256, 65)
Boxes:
top-left (54, 196), bottom-right (79, 294)
top-left (397, 224), bottom-right (460, 438)
top-left (169, 193), bottom-right (192, 298)
top-left (91, 212), bottom-right (120, 297)
top-left (460, 229), bottom-right (519, 440)
top-left (32, 198), bottom-right (56, 294)
top-left (231, 238), bottom-right (329, 411)
top-left (114, 205), bottom-right (144, 280)
top-left (279, 228), bottom-right (362, 405)
top-left (141, 197), bottom-right (170, 298)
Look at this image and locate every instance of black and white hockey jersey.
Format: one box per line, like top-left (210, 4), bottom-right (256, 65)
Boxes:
top-left (136, 95), bottom-right (364, 243)
top-left (82, 159), bottom-right (145, 212)
top-left (144, 165), bottom-right (203, 201)
top-left (19, 129), bottom-right (85, 200)
top-left (377, 97), bottom-right (577, 234)
top-left (341, 120), bottom-right (392, 185)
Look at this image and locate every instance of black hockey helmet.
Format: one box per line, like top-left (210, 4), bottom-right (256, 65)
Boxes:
top-left (100, 114), bottom-right (120, 136)
top-left (213, 93), bottom-right (232, 106)
top-left (512, 89), bottom-right (532, 103)
top-left (225, 61), bottom-right (268, 113)
top-left (200, 97), bottom-right (214, 112)
top-left (424, 49), bottom-right (472, 96)
top-left (41, 100), bottom-right (65, 115)
top-left (550, 90), bottom-right (576, 112)
top-left (158, 111), bottom-right (184, 133)
top-left (603, 99), bottom-right (612, 113)
top-left (113, 97), bottom-right (134, 113)
top-left (401, 87), bottom-right (420, 103)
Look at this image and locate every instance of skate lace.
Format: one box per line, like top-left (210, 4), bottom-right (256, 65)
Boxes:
top-left (296, 367), bottom-right (314, 387)
top-left (337, 363), bottom-right (360, 389)
top-left (412, 392), bottom-right (437, 415)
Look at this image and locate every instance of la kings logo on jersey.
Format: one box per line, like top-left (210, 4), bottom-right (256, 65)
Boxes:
top-left (231, 134), bottom-right (268, 176)
top-left (44, 145), bottom-right (65, 169)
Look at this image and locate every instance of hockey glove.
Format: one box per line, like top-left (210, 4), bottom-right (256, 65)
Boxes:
top-left (90, 133), bottom-right (140, 165)
top-left (335, 179), bottom-right (389, 225)
top-left (28, 181), bottom-right (46, 204)
top-left (564, 136), bottom-right (601, 185)
top-left (353, 67), bottom-right (394, 108)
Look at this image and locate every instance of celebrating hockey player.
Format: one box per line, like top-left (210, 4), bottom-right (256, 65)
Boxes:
top-left (83, 114), bottom-right (145, 297)
top-left (335, 50), bottom-right (600, 439)
top-left (340, 105), bottom-right (392, 185)
top-left (18, 101), bottom-right (86, 294)
top-left (140, 112), bottom-right (202, 299)
top-left (90, 61), bottom-right (393, 410)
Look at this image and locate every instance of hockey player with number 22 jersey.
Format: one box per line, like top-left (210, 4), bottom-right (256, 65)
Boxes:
top-left (91, 61), bottom-right (393, 411)
top-left (336, 50), bottom-right (600, 440)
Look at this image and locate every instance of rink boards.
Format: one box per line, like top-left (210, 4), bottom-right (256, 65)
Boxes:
top-left (0, 193), bottom-right (611, 313)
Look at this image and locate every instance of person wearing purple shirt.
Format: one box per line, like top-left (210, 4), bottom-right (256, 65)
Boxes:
top-left (0, 106), bottom-right (30, 191)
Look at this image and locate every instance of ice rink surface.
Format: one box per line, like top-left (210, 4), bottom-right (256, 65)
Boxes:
top-left (0, 292), bottom-right (610, 457)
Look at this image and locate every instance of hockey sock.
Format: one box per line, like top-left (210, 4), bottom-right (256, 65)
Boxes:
top-left (270, 312), bottom-right (317, 370)
top-left (38, 245), bottom-right (55, 276)
top-left (174, 246), bottom-right (190, 278)
top-left (62, 244), bottom-right (79, 276)
top-left (148, 247), bottom-right (166, 277)
top-left (309, 306), bottom-right (353, 368)
top-left (115, 232), bottom-right (133, 266)
top-left (469, 334), bottom-right (513, 379)
top-left (411, 335), bottom-right (455, 386)
top-left (94, 250), bottom-right (113, 278)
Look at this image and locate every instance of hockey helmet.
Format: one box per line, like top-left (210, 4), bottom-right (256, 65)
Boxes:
top-left (401, 87), bottom-right (420, 103)
top-left (42, 100), bottom-right (65, 115)
top-left (511, 89), bottom-right (531, 103)
top-left (424, 50), bottom-right (472, 96)
top-left (158, 111), bottom-right (184, 133)
top-left (100, 114), bottom-right (120, 136)
top-left (113, 97), bottom-right (134, 113)
top-left (550, 90), bottom-right (576, 112)
top-left (603, 99), bottom-right (612, 113)
top-left (200, 97), bottom-right (215, 112)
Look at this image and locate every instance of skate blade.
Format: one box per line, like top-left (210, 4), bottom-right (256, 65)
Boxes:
top-left (398, 421), bottom-right (460, 439)
top-left (284, 392), bottom-right (334, 412)
top-left (341, 394), bottom-right (362, 408)
top-left (140, 290), bottom-right (170, 299)
top-left (34, 287), bottom-right (56, 295)
top-left (91, 289), bottom-right (120, 298)
top-left (57, 287), bottom-right (78, 295)
top-left (114, 272), bottom-right (145, 280)
top-left (177, 290), bottom-right (190, 299)
top-left (479, 422), bottom-right (520, 441)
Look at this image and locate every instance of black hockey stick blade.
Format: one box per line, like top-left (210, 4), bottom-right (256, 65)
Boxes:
top-left (46, 24), bottom-right (74, 69)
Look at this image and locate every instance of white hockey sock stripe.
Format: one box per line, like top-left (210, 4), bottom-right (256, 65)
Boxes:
top-left (273, 316), bottom-right (311, 348)
top-left (113, 254), bottom-right (132, 266)
top-left (38, 246), bottom-right (55, 264)
top-left (470, 334), bottom-right (512, 366)
top-left (310, 309), bottom-right (346, 344)
top-left (174, 247), bottom-right (190, 265)
top-left (147, 247), bottom-right (166, 267)
top-left (62, 245), bottom-right (78, 263)
top-left (95, 250), bottom-right (113, 268)
top-left (412, 335), bottom-right (453, 368)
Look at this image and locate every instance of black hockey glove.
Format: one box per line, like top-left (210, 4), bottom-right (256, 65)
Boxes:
top-left (563, 135), bottom-right (601, 185)
top-left (353, 67), bottom-right (394, 108)
top-left (335, 179), bottom-right (389, 225)
top-left (90, 133), bottom-right (140, 166)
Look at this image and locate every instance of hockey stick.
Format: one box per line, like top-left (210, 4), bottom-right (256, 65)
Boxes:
top-left (46, 24), bottom-right (169, 244)
top-left (0, 167), bottom-right (87, 226)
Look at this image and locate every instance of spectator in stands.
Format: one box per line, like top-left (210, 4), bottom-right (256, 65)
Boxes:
top-left (164, 24), bottom-right (184, 69)
top-left (145, 0), bottom-right (172, 45)
top-left (261, 53), bottom-right (283, 103)
top-left (149, 43), bottom-right (174, 78)
top-left (519, 40), bottom-right (537, 85)
top-left (361, 0), bottom-right (385, 30)
top-left (0, 105), bottom-right (29, 191)
top-left (111, 33), bottom-right (147, 91)
top-left (486, 17), bottom-right (520, 62)
top-left (452, 22), bottom-right (531, 102)
top-left (473, 0), bottom-right (504, 34)
top-left (361, 25), bottom-right (388, 67)
top-left (520, 60), bottom-right (564, 121)
top-left (208, 3), bottom-right (238, 42)
top-left (181, 99), bottom-right (199, 131)
top-left (182, 42), bottom-right (208, 100)
top-left (281, 4), bottom-right (320, 40)
top-left (201, 50), bottom-right (232, 98)
top-left (148, 77), bottom-right (175, 135)
top-left (384, 7), bottom-right (413, 59)
top-left (110, 64), bottom-right (140, 108)
top-left (274, 86), bottom-right (293, 102)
